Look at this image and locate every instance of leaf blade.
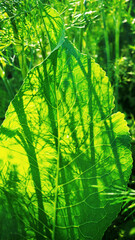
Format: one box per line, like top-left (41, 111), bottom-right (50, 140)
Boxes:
top-left (0, 40), bottom-right (133, 240)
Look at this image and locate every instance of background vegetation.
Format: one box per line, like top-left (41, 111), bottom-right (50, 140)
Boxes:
top-left (0, 0), bottom-right (135, 239)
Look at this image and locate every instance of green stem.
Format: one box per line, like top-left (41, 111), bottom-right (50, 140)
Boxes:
top-left (100, 0), bottom-right (111, 78)
top-left (52, 87), bottom-right (60, 240)
top-left (2, 77), bottom-right (14, 99)
top-left (79, 0), bottom-right (84, 52)
top-left (114, 0), bottom-right (121, 112)
top-left (98, 0), bottom-right (111, 110)
top-left (6, 5), bottom-right (28, 79)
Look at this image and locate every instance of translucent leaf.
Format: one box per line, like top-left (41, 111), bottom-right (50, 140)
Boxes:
top-left (0, 39), bottom-right (133, 239)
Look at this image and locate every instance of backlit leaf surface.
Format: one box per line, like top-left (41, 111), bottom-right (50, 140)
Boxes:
top-left (0, 39), bottom-right (132, 239)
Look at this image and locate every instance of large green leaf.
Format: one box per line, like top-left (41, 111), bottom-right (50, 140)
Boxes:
top-left (0, 39), bottom-right (132, 239)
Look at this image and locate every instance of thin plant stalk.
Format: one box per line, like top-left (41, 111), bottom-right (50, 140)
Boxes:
top-left (99, 0), bottom-right (111, 110)
top-left (79, 0), bottom-right (84, 52)
top-left (1, 77), bottom-right (14, 99)
top-left (99, 0), bottom-right (111, 78)
top-left (4, 2), bottom-right (28, 79)
top-left (114, 0), bottom-right (121, 112)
